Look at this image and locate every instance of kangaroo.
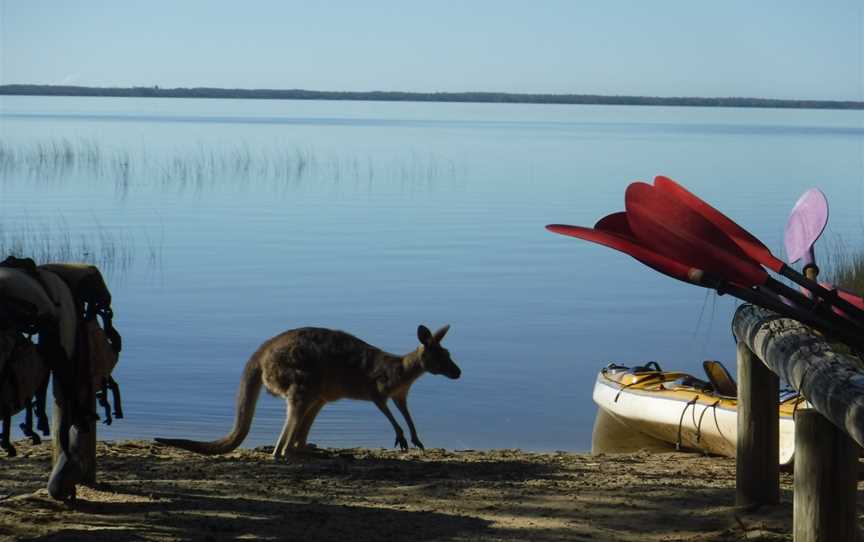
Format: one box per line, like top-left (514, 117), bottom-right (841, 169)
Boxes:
top-left (155, 324), bottom-right (460, 458)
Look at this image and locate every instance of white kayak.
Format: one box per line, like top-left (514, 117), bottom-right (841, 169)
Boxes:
top-left (591, 361), bottom-right (800, 465)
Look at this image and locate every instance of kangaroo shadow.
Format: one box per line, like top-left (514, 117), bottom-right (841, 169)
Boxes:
top-left (258, 447), bottom-right (578, 484)
top-left (24, 490), bottom-right (491, 542)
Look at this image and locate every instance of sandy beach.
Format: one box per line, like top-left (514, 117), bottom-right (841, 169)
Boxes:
top-left (0, 439), bottom-right (820, 541)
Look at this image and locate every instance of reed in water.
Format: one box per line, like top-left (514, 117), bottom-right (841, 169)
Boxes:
top-left (0, 138), bottom-right (465, 193)
top-left (0, 218), bottom-right (143, 278)
top-left (822, 236), bottom-right (864, 294)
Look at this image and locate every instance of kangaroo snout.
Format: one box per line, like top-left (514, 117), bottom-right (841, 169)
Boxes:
top-left (427, 361), bottom-right (461, 379)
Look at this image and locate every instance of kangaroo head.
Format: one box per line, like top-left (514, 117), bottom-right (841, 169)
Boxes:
top-left (417, 324), bottom-right (461, 379)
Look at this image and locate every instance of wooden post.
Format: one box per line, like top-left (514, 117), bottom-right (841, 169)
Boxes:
top-left (736, 340), bottom-right (779, 507)
top-left (793, 409), bottom-right (859, 542)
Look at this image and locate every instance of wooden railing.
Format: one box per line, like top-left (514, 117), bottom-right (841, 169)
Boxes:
top-left (732, 304), bottom-right (863, 542)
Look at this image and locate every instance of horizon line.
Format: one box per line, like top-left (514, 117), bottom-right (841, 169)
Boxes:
top-left (1, 84), bottom-right (862, 110)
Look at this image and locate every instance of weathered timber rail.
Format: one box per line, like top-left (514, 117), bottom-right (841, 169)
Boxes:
top-left (732, 303), bottom-right (863, 542)
top-left (732, 304), bottom-right (864, 447)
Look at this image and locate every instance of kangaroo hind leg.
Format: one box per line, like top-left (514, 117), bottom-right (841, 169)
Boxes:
top-left (272, 395), bottom-right (316, 460)
top-left (273, 401), bottom-right (299, 459)
top-left (295, 399), bottom-right (325, 449)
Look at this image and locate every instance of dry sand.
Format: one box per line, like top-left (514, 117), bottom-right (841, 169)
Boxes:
top-left (0, 439), bottom-right (840, 541)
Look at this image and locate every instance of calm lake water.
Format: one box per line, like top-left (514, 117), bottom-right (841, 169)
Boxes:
top-left (1, 96), bottom-right (862, 452)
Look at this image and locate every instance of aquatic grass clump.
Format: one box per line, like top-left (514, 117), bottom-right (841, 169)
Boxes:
top-left (0, 218), bottom-right (138, 279)
top-left (0, 137), bottom-right (468, 195)
top-left (0, 138), bottom-right (121, 177)
top-left (822, 236), bottom-right (864, 294)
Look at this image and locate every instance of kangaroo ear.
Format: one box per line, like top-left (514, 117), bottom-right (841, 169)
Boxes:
top-left (417, 325), bottom-right (432, 346)
top-left (432, 324), bottom-right (450, 343)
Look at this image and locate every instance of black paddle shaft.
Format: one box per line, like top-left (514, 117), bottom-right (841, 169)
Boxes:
top-left (764, 276), bottom-right (864, 337)
top-left (780, 265), bottom-right (864, 325)
top-left (724, 283), bottom-right (864, 351)
top-left (694, 270), bottom-right (864, 350)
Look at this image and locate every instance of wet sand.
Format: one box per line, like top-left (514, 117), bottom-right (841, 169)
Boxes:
top-left (0, 439), bottom-right (838, 541)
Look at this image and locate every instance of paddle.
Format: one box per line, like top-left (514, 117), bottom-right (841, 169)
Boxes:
top-left (784, 188), bottom-right (829, 281)
top-left (591, 212), bottom-right (809, 308)
top-left (548, 217), bottom-right (747, 294)
top-left (545, 220), bottom-right (701, 286)
top-left (653, 175), bottom-right (864, 323)
top-left (782, 188), bottom-right (864, 311)
top-left (624, 182), bottom-right (767, 287)
top-left (592, 211), bottom-right (752, 291)
top-left (546, 216), bottom-right (864, 348)
top-left (834, 286), bottom-right (864, 310)
top-left (624, 182), bottom-right (864, 335)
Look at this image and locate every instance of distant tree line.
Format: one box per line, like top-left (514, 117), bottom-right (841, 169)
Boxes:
top-left (1, 84), bottom-right (862, 110)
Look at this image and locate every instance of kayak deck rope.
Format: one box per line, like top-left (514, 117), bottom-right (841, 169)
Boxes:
top-left (711, 401), bottom-right (725, 440)
top-left (676, 396), bottom-right (700, 451)
top-left (695, 400), bottom-right (721, 444)
top-left (613, 373), bottom-right (664, 403)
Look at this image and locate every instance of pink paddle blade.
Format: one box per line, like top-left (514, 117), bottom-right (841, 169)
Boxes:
top-left (784, 188), bottom-right (829, 266)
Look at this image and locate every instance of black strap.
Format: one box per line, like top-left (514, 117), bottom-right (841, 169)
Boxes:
top-left (0, 415), bottom-right (14, 457)
top-left (98, 307), bottom-right (122, 354)
top-left (107, 376), bottom-right (123, 419)
top-left (0, 356), bottom-right (21, 416)
top-left (35, 376), bottom-right (50, 436)
top-left (96, 377), bottom-right (112, 425)
top-left (19, 397), bottom-right (41, 445)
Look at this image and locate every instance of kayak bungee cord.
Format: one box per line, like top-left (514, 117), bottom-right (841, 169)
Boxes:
top-left (676, 396), bottom-right (699, 451)
top-left (695, 400), bottom-right (721, 444)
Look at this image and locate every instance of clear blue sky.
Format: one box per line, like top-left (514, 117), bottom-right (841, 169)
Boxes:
top-left (1, 0), bottom-right (862, 100)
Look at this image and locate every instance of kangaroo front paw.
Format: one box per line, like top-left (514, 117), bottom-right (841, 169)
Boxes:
top-left (394, 434), bottom-right (409, 451)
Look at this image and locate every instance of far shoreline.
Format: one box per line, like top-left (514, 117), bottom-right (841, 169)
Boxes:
top-left (2, 84), bottom-right (862, 111)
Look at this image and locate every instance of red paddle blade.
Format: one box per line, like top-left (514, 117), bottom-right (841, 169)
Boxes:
top-left (625, 182), bottom-right (768, 287)
top-left (545, 222), bottom-right (705, 286)
top-left (838, 288), bottom-right (864, 310)
top-left (653, 175), bottom-right (784, 273)
top-left (837, 290), bottom-right (864, 309)
top-left (593, 212), bottom-right (634, 237)
top-left (819, 282), bottom-right (864, 310)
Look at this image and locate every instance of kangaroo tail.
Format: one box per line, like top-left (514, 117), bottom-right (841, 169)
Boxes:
top-left (155, 354), bottom-right (263, 455)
